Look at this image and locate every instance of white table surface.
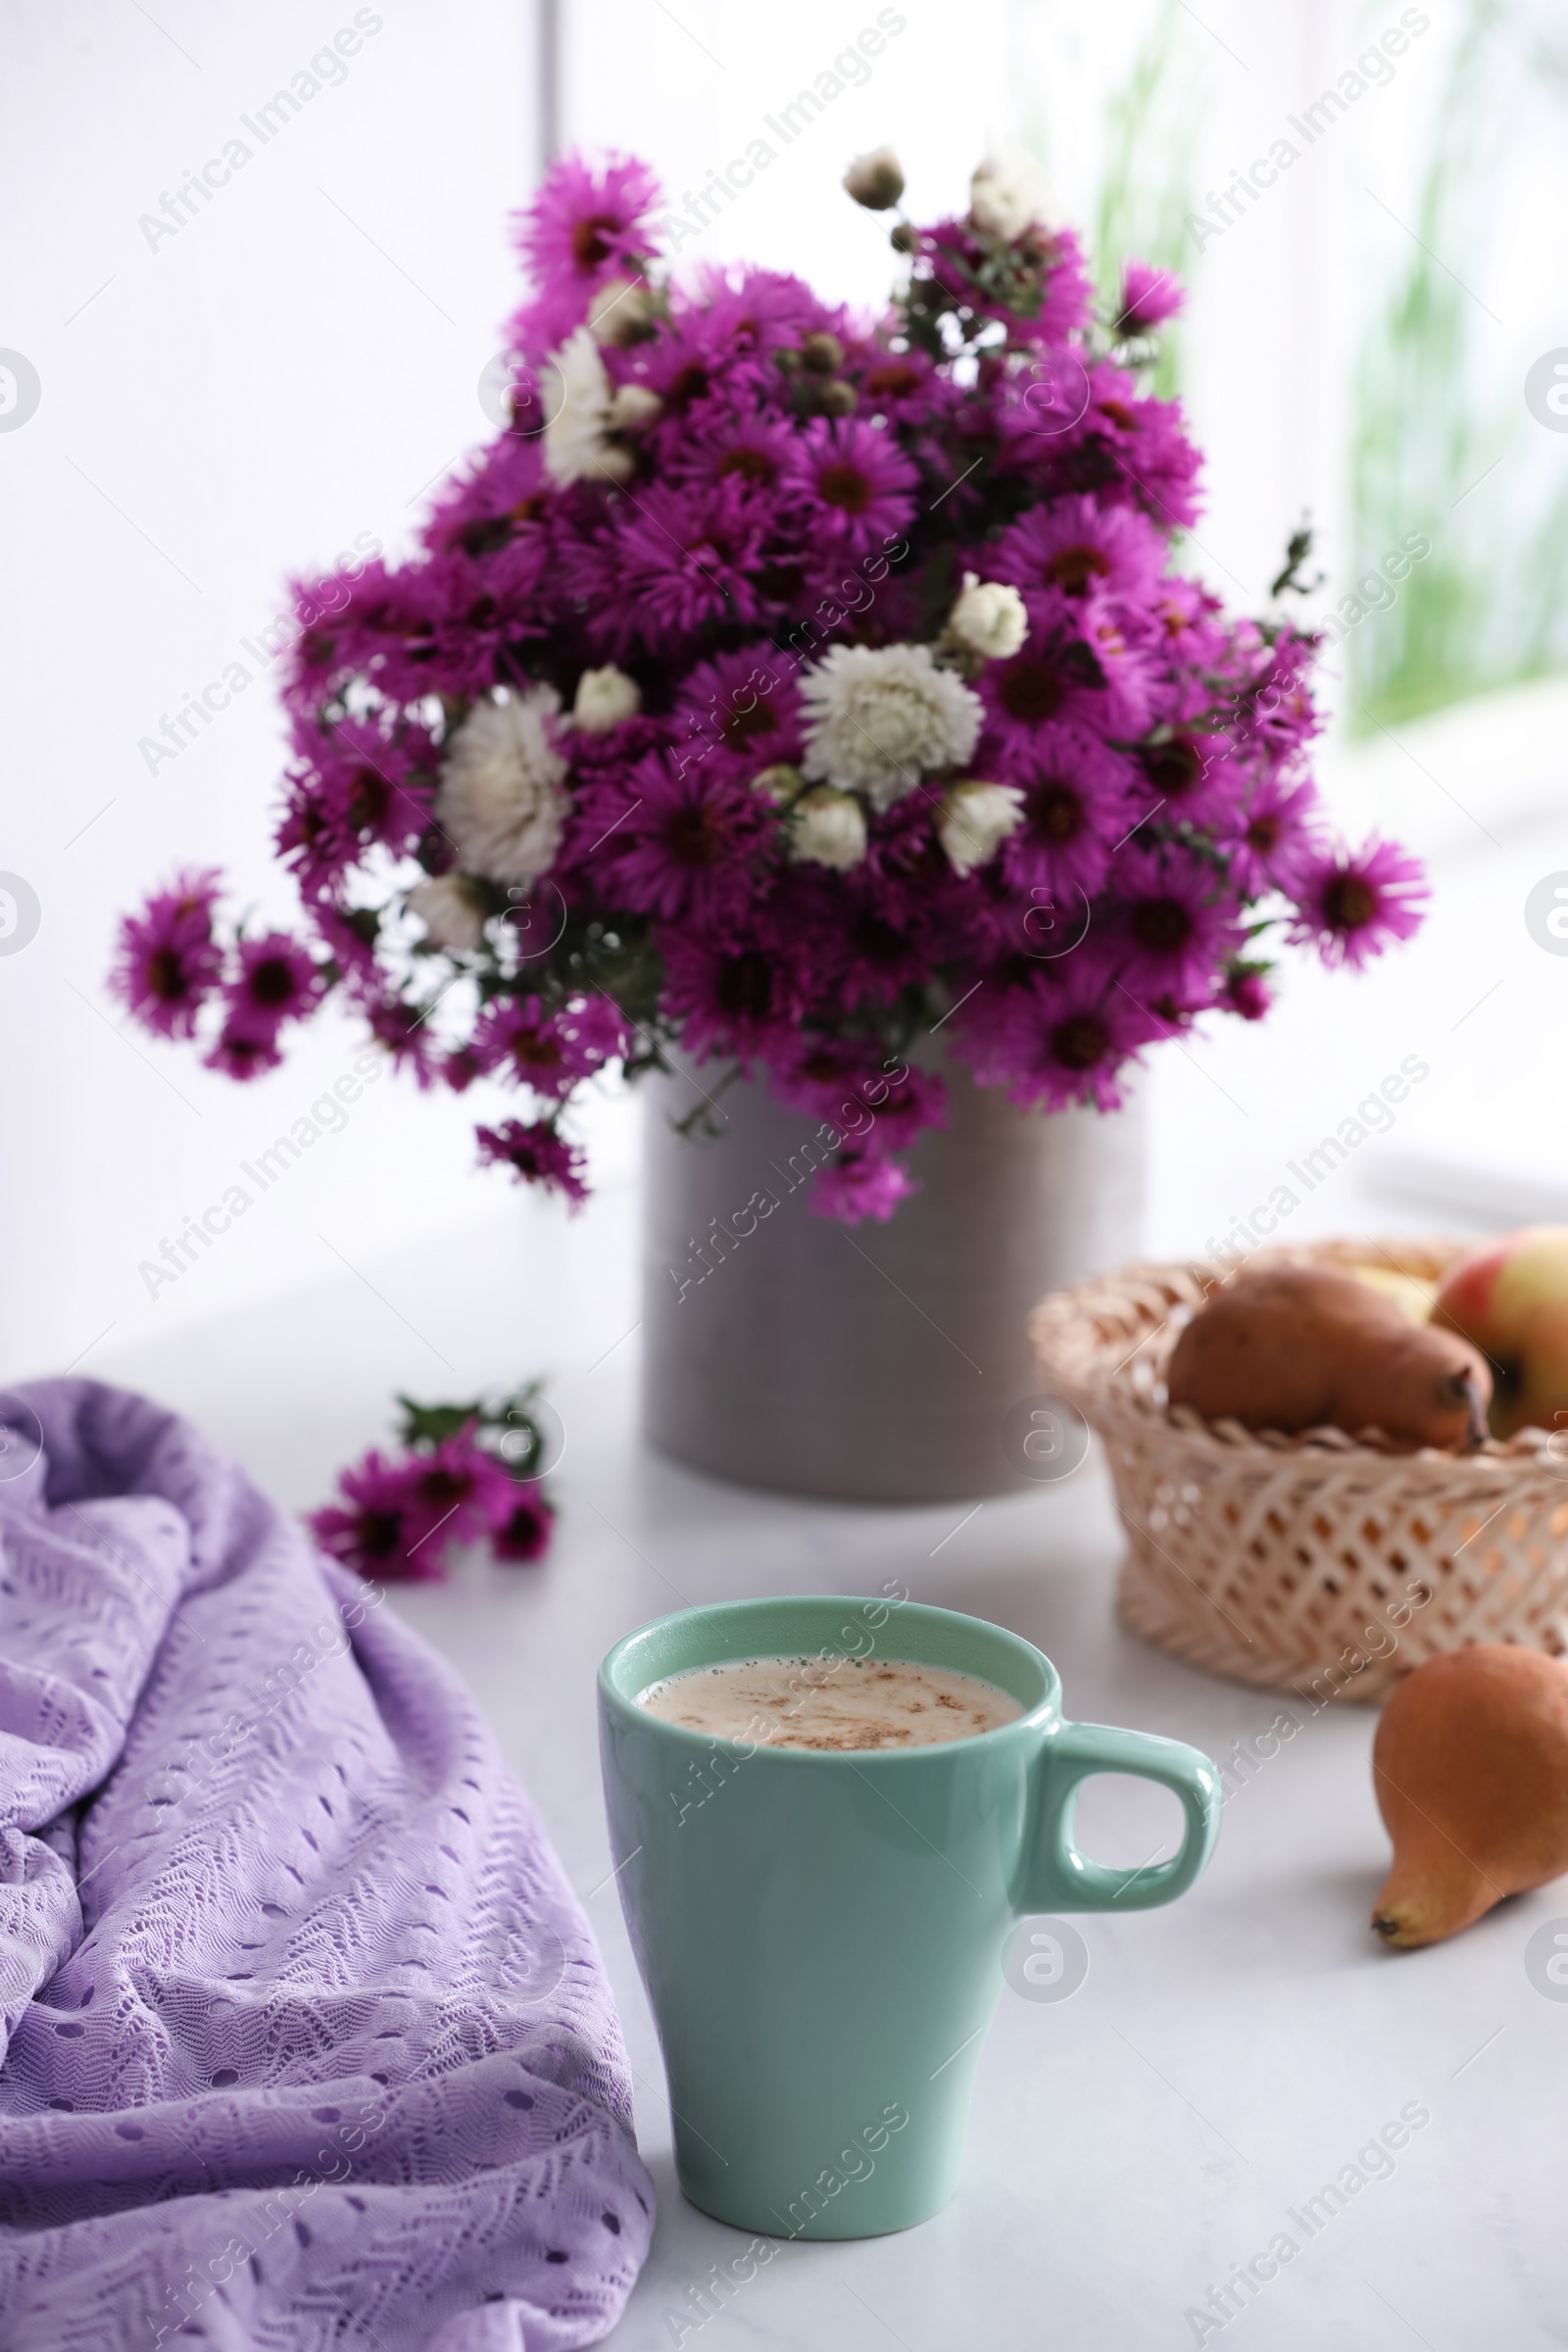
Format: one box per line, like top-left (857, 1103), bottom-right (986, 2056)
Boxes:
top-left (85, 1161), bottom-right (1567, 2352)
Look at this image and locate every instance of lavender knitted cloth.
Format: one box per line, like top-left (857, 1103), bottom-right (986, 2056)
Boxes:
top-left (0, 1381), bottom-right (653, 2350)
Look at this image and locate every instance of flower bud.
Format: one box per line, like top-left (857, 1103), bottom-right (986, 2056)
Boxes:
top-left (843, 146), bottom-right (905, 212)
top-left (790, 784), bottom-right (868, 871)
top-left (936, 781), bottom-right (1024, 877)
top-left (585, 443), bottom-right (635, 484)
top-left (572, 665), bottom-right (641, 733)
top-left (608, 382), bottom-right (662, 431)
top-left (949, 574), bottom-right (1028, 662)
top-left (969, 149), bottom-right (1059, 243)
top-left (819, 379), bottom-right (858, 417)
top-left (800, 331), bottom-right (845, 376)
top-left (752, 763), bottom-right (804, 805)
top-left (587, 276), bottom-right (657, 347)
top-left (407, 874), bottom-right (489, 954)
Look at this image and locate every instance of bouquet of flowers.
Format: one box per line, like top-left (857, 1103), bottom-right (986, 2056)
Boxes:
top-left (115, 142), bottom-right (1423, 1223)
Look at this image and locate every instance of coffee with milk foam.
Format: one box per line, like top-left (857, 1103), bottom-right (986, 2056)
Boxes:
top-left (637, 1652), bottom-right (1022, 1751)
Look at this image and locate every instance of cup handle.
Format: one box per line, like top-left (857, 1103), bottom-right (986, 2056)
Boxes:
top-left (1024, 1719), bottom-right (1221, 1913)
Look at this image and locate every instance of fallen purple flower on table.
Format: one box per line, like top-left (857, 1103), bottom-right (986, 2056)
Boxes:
top-left (314, 1389), bottom-right (562, 1584)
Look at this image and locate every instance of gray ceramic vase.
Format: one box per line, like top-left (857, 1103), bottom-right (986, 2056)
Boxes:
top-left (641, 1053), bottom-right (1146, 1503)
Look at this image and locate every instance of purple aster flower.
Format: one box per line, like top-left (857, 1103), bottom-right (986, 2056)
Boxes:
top-left (658, 930), bottom-right (806, 1065)
top-left (579, 752), bottom-right (775, 927)
top-left (556, 990), bottom-right (632, 1071)
top-left (200, 932), bottom-right (324, 1081)
top-left (787, 416), bottom-right (918, 556)
top-left (313, 1430), bottom-right (517, 1582)
top-left (990, 495), bottom-right (1165, 610)
top-left (981, 613), bottom-right (1139, 756)
top-left (1224, 771), bottom-right (1321, 897)
top-left (600, 480), bottom-right (776, 651)
top-left (309, 1448), bottom-right (435, 1583)
top-left (400, 1429), bottom-right (516, 1560)
top-left (771, 1041), bottom-right (948, 1156)
top-left (273, 779), bottom-right (340, 899)
top-left (690, 264), bottom-right (847, 353)
top-left (1290, 838), bottom-right (1428, 968)
top-left (362, 551), bottom-right (518, 702)
top-left (999, 726), bottom-right (1136, 901)
top-left (1079, 604), bottom-right (1158, 734)
top-left (510, 151), bottom-right (662, 358)
top-left (630, 320), bottom-right (764, 423)
top-left (112, 869), bottom-right (224, 1039)
top-left (276, 722), bottom-right (436, 896)
top-left (469, 998), bottom-right (574, 1095)
top-left (958, 953), bottom-right (1164, 1113)
top-left (365, 996), bottom-right (440, 1088)
top-left (1141, 574), bottom-right (1231, 669)
top-left (476, 1117), bottom-right (589, 1207)
top-left (227, 932), bottom-right (326, 1034)
top-left (793, 875), bottom-right (937, 1010)
top-left (854, 346), bottom-right (942, 424)
top-left (486, 1478), bottom-right (557, 1563)
top-left (281, 560), bottom-right (442, 711)
top-left (421, 429), bottom-right (550, 560)
top-left (809, 1152), bottom-right (918, 1224)
top-left (671, 645), bottom-right (804, 776)
top-left (1230, 629), bottom-right (1321, 760)
top-left (662, 402), bottom-right (803, 505)
top-left (204, 1005), bottom-right (287, 1080)
top-left (1033, 361), bottom-right (1203, 532)
top-left (1115, 261), bottom-right (1186, 335)
top-left (308, 899), bottom-right (382, 990)
top-left (1222, 963), bottom-right (1273, 1021)
top-left (1112, 845), bottom-right (1243, 1002)
top-left (470, 993), bottom-right (628, 1097)
top-left (1130, 735), bottom-right (1247, 836)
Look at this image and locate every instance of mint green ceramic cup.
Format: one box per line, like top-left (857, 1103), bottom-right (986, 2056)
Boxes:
top-left (599, 1594), bottom-right (1220, 2239)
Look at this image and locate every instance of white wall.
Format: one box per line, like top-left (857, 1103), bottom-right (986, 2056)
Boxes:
top-left (563, 0), bottom-right (1012, 314)
top-left (0, 0), bottom-right (588, 1382)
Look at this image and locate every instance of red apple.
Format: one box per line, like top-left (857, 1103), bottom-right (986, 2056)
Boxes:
top-left (1433, 1227), bottom-right (1568, 1440)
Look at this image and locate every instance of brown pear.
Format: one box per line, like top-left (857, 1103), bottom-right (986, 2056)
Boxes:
top-left (1166, 1264), bottom-right (1491, 1448)
top-left (1371, 1645), bottom-right (1568, 1948)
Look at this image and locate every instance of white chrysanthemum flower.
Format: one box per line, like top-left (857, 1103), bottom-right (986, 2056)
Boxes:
top-left (544, 328), bottom-right (635, 487)
top-left (800, 643), bottom-right (983, 812)
top-left (969, 149), bottom-right (1059, 243)
top-left (406, 873), bottom-right (489, 953)
top-left (937, 781), bottom-right (1025, 877)
top-left (790, 784), bottom-right (868, 871)
top-left (434, 688), bottom-right (567, 887)
top-left (950, 573), bottom-right (1028, 662)
top-left (572, 664), bottom-right (642, 732)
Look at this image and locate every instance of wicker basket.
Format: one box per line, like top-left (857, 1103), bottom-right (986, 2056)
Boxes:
top-left (1030, 1237), bottom-right (1568, 1703)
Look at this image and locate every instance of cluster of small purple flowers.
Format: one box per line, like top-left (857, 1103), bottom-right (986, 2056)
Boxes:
top-left (115, 871), bottom-right (326, 1080)
top-left (309, 1389), bottom-right (556, 1583)
top-left (114, 143), bottom-right (1424, 1224)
